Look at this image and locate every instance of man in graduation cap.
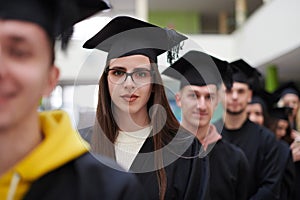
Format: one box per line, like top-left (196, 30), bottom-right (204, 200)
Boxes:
top-left (162, 50), bottom-right (250, 200)
top-left (214, 59), bottom-right (281, 199)
top-left (81, 16), bottom-right (210, 200)
top-left (0, 1), bottom-right (147, 200)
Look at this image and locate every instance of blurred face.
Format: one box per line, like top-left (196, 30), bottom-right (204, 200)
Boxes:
top-left (107, 55), bottom-right (153, 116)
top-left (176, 84), bottom-right (218, 131)
top-left (281, 93), bottom-right (299, 118)
top-left (276, 119), bottom-right (289, 139)
top-left (246, 103), bottom-right (264, 125)
top-left (221, 82), bottom-right (252, 115)
top-left (0, 20), bottom-right (59, 131)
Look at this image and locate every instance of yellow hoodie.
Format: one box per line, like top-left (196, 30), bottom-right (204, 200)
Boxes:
top-left (0, 110), bottom-right (89, 200)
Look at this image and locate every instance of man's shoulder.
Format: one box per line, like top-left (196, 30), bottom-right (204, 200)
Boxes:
top-left (217, 139), bottom-right (247, 158)
top-left (74, 153), bottom-right (142, 186)
top-left (255, 123), bottom-right (276, 140)
top-left (244, 120), bottom-right (276, 139)
top-left (25, 152), bottom-right (146, 199)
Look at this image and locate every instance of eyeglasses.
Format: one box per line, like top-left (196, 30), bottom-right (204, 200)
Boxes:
top-left (106, 68), bottom-right (154, 85)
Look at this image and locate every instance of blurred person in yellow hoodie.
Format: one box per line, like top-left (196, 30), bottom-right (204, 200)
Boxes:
top-left (0, 0), bottom-right (146, 199)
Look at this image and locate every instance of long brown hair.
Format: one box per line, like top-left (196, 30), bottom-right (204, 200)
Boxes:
top-left (91, 58), bottom-right (179, 200)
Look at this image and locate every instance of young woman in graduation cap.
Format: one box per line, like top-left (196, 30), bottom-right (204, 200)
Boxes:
top-left (265, 107), bottom-right (296, 200)
top-left (82, 16), bottom-right (209, 200)
top-left (273, 82), bottom-right (300, 134)
top-left (246, 89), bottom-right (272, 127)
top-left (0, 1), bottom-right (147, 200)
top-left (273, 83), bottom-right (300, 200)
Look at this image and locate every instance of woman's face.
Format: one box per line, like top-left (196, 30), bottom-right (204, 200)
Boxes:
top-left (281, 93), bottom-right (299, 118)
top-left (107, 54), bottom-right (153, 116)
top-left (276, 119), bottom-right (289, 139)
top-left (246, 103), bottom-right (264, 126)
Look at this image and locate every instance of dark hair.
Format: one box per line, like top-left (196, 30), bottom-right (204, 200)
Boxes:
top-left (266, 117), bottom-right (292, 144)
top-left (50, 41), bottom-right (55, 65)
top-left (253, 102), bottom-right (270, 127)
top-left (91, 58), bottom-right (179, 200)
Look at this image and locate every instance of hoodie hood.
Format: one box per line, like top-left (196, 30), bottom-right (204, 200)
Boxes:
top-left (0, 110), bottom-right (89, 200)
top-left (16, 110), bottom-right (89, 180)
top-left (201, 124), bottom-right (222, 151)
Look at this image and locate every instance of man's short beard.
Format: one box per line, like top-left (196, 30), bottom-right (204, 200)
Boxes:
top-left (226, 108), bottom-right (245, 115)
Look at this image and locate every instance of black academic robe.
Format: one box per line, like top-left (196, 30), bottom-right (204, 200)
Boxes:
top-left (214, 119), bottom-right (281, 200)
top-left (80, 127), bottom-right (210, 200)
top-left (291, 161), bottom-right (300, 200)
top-left (207, 139), bottom-right (250, 200)
top-left (23, 153), bottom-right (147, 200)
top-left (277, 140), bottom-right (296, 200)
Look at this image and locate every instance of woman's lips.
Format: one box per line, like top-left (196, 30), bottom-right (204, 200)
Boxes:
top-left (121, 94), bottom-right (138, 102)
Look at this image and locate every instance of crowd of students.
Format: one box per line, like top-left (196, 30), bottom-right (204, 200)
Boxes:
top-left (246, 81), bottom-right (300, 200)
top-left (1, 0), bottom-right (300, 199)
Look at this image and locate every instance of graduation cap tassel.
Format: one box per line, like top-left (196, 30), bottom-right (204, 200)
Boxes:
top-left (166, 28), bottom-right (185, 64)
top-left (60, 27), bottom-right (74, 50)
top-left (167, 41), bottom-right (184, 64)
top-left (56, 0), bottom-right (77, 50)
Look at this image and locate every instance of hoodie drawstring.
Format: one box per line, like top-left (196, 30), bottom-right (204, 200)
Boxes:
top-left (7, 173), bottom-right (20, 200)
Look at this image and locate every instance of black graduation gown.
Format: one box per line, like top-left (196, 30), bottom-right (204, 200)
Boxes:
top-left (214, 119), bottom-right (281, 200)
top-left (277, 140), bottom-right (296, 200)
top-left (129, 129), bottom-right (209, 200)
top-left (80, 127), bottom-right (210, 200)
top-left (207, 139), bottom-right (250, 200)
top-left (23, 153), bottom-right (147, 200)
top-left (291, 161), bottom-right (300, 200)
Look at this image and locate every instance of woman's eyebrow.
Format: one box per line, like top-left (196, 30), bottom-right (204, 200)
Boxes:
top-left (108, 66), bottom-right (151, 71)
top-left (133, 67), bottom-right (151, 71)
top-left (108, 66), bottom-right (126, 70)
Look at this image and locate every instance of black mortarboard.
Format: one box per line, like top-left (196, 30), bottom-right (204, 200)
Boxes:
top-left (269, 107), bottom-right (293, 121)
top-left (249, 89), bottom-right (273, 112)
top-left (0, 0), bottom-right (111, 49)
top-left (83, 16), bottom-right (187, 63)
top-left (230, 59), bottom-right (262, 90)
top-left (162, 50), bottom-right (233, 89)
top-left (273, 81), bottom-right (300, 103)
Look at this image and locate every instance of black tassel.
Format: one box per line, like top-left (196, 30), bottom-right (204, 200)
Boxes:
top-left (60, 27), bottom-right (74, 50)
top-left (167, 42), bottom-right (184, 64)
top-left (165, 28), bottom-right (185, 64)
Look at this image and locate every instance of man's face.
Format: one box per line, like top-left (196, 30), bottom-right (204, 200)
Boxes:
top-left (176, 84), bottom-right (218, 132)
top-left (221, 82), bottom-right (252, 115)
top-left (0, 20), bottom-right (59, 130)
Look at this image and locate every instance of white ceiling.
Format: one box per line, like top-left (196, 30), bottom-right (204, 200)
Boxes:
top-left (110, 0), bottom-right (262, 15)
top-left (258, 46), bottom-right (300, 83)
top-left (81, 0), bottom-right (299, 84)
